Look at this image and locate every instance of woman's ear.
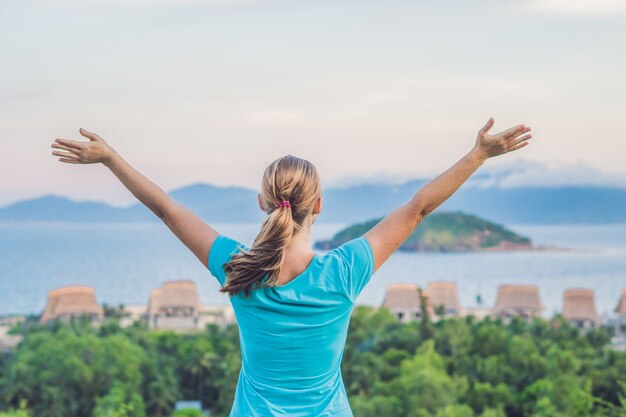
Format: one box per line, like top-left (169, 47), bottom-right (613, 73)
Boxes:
top-left (258, 193), bottom-right (266, 212)
top-left (311, 196), bottom-right (322, 225)
top-left (313, 196), bottom-right (323, 215)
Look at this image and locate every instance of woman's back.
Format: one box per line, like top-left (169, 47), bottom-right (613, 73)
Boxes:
top-left (209, 234), bottom-right (375, 417)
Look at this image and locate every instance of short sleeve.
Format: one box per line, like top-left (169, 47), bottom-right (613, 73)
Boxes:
top-left (334, 236), bottom-right (375, 302)
top-left (208, 235), bottom-right (246, 287)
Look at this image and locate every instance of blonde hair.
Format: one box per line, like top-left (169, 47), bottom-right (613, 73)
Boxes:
top-left (220, 155), bottom-right (322, 298)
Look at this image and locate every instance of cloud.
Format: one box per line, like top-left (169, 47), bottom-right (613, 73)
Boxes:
top-left (327, 159), bottom-right (626, 190)
top-left (524, 0), bottom-right (626, 17)
top-left (468, 158), bottom-right (626, 188)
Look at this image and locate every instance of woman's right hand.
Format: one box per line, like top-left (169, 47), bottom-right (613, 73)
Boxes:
top-left (51, 128), bottom-right (116, 165)
top-left (472, 118), bottom-right (532, 161)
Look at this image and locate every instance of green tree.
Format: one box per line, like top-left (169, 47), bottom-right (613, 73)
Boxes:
top-left (178, 336), bottom-right (219, 404)
top-left (142, 354), bottom-right (179, 417)
top-left (395, 340), bottom-right (467, 417)
top-left (93, 383), bottom-right (145, 417)
top-left (349, 394), bottom-right (404, 417)
top-left (1, 308), bottom-right (625, 417)
top-left (2, 326), bottom-right (145, 417)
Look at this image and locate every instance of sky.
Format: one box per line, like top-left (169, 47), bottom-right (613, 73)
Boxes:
top-left (2, 0), bottom-right (626, 207)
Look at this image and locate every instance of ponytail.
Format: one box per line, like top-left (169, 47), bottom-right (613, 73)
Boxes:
top-left (220, 155), bottom-right (321, 298)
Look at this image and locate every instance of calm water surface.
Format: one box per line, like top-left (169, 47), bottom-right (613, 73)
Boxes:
top-left (1, 222), bottom-right (625, 317)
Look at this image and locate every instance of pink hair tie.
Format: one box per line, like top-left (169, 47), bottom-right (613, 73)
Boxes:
top-left (276, 200), bottom-right (292, 209)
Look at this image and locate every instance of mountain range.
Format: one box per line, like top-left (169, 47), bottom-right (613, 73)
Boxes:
top-left (2, 181), bottom-right (626, 224)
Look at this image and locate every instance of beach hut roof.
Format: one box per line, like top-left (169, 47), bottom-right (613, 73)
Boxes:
top-left (493, 284), bottom-right (543, 315)
top-left (562, 288), bottom-right (599, 323)
top-left (157, 280), bottom-right (200, 310)
top-left (382, 284), bottom-right (423, 309)
top-left (425, 281), bottom-right (461, 313)
top-left (40, 285), bottom-right (103, 323)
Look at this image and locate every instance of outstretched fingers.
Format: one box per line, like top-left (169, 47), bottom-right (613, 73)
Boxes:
top-left (54, 138), bottom-right (84, 149)
top-left (497, 124), bottom-right (526, 139)
top-left (506, 123), bottom-right (534, 153)
top-left (508, 126), bottom-right (531, 140)
top-left (508, 133), bottom-right (532, 148)
top-left (506, 141), bottom-right (529, 153)
top-left (52, 150), bottom-right (79, 159)
top-left (51, 142), bottom-right (77, 152)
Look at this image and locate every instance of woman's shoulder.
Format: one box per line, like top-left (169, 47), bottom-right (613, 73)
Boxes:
top-left (321, 236), bottom-right (375, 302)
top-left (326, 236), bottom-right (372, 261)
top-left (318, 236), bottom-right (373, 275)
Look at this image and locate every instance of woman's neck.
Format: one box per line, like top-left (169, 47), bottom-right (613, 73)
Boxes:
top-left (286, 222), bottom-right (313, 252)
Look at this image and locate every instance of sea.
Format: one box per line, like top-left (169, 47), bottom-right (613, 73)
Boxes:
top-left (1, 222), bottom-right (625, 318)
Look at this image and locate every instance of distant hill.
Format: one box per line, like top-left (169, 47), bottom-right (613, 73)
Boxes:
top-left (2, 181), bottom-right (626, 224)
top-left (314, 211), bottom-right (533, 252)
top-left (0, 183), bottom-right (265, 223)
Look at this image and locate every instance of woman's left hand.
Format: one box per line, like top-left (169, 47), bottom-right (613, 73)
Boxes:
top-left (51, 128), bottom-right (115, 164)
top-left (472, 118), bottom-right (532, 161)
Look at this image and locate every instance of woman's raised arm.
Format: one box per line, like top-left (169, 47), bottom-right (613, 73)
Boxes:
top-left (364, 118), bottom-right (533, 272)
top-left (51, 128), bottom-right (219, 267)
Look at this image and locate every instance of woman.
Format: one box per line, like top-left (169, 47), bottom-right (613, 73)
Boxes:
top-left (50, 118), bottom-right (532, 416)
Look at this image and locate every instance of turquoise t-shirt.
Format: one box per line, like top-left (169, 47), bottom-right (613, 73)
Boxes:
top-left (208, 234), bottom-right (375, 417)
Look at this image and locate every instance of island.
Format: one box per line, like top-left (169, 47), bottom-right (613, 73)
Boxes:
top-left (314, 211), bottom-right (534, 252)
